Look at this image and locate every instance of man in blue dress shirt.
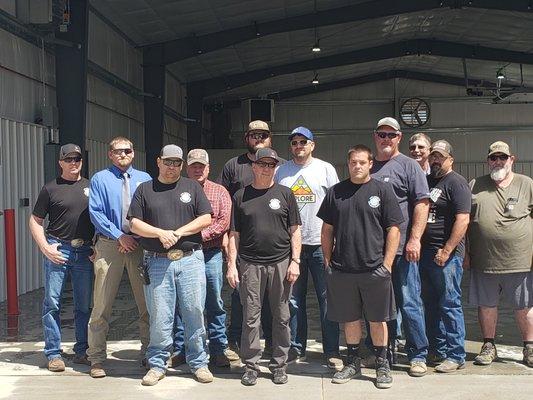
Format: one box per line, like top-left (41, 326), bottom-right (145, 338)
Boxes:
top-left (87, 136), bottom-right (151, 378)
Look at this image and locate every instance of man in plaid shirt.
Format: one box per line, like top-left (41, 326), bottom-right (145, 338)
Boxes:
top-left (169, 149), bottom-right (239, 367)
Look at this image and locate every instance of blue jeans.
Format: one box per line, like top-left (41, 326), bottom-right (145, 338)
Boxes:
top-left (393, 255), bottom-right (428, 362)
top-left (43, 238), bottom-right (93, 360)
top-left (144, 250), bottom-right (208, 373)
top-left (420, 250), bottom-right (466, 364)
top-left (173, 248), bottom-right (228, 355)
top-left (289, 245), bottom-right (339, 355)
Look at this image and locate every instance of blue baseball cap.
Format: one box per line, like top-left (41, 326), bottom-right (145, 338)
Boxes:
top-left (288, 126), bottom-right (314, 141)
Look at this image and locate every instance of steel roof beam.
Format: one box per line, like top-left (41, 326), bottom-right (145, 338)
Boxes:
top-left (196, 39), bottom-right (533, 96)
top-left (150, 0), bottom-right (533, 64)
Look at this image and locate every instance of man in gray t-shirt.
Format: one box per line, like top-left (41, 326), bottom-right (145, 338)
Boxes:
top-left (275, 126), bottom-right (341, 370)
top-left (370, 117), bottom-right (430, 375)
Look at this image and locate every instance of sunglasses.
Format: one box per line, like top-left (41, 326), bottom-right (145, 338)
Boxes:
top-left (63, 156), bottom-right (82, 163)
top-left (409, 144), bottom-right (427, 150)
top-left (291, 139), bottom-right (309, 146)
top-left (162, 159), bottom-right (182, 167)
top-left (111, 148), bottom-right (133, 155)
top-left (247, 132), bottom-right (270, 140)
top-left (488, 154), bottom-right (509, 162)
top-left (375, 130), bottom-right (400, 139)
top-left (254, 161), bottom-right (277, 169)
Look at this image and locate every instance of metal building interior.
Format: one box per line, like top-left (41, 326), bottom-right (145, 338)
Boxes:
top-left (0, 0), bottom-right (532, 299)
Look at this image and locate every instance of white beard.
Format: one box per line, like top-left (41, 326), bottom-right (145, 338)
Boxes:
top-left (490, 165), bottom-right (510, 181)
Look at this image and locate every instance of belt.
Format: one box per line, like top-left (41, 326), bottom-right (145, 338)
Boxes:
top-left (47, 235), bottom-right (92, 249)
top-left (145, 245), bottom-right (202, 261)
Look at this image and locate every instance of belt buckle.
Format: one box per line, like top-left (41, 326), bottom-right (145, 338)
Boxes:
top-left (167, 249), bottom-right (183, 261)
top-left (70, 238), bottom-right (84, 248)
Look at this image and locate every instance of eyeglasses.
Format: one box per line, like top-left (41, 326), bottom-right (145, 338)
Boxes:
top-left (291, 139), bottom-right (309, 146)
top-left (111, 148), bottom-right (133, 155)
top-left (162, 159), bottom-right (182, 167)
top-left (247, 132), bottom-right (270, 140)
top-left (488, 154), bottom-right (509, 162)
top-left (63, 156), bottom-right (82, 163)
top-left (254, 161), bottom-right (277, 169)
top-left (375, 130), bottom-right (400, 139)
top-left (409, 144), bottom-right (427, 150)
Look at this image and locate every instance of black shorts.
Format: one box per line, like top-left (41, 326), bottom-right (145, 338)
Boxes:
top-left (326, 265), bottom-right (396, 323)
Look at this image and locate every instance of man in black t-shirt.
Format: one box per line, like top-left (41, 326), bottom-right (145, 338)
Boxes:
top-left (219, 120), bottom-right (283, 356)
top-left (128, 145), bottom-right (214, 386)
top-left (29, 143), bottom-right (95, 372)
top-left (227, 148), bottom-right (302, 386)
top-left (318, 145), bottom-right (403, 389)
top-left (420, 140), bottom-right (471, 373)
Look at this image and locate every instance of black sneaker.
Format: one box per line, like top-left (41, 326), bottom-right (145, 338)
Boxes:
top-left (272, 368), bottom-right (288, 384)
top-left (375, 357), bottom-right (393, 389)
top-left (331, 356), bottom-right (361, 384)
top-left (287, 347), bottom-right (306, 364)
top-left (241, 370), bottom-right (258, 386)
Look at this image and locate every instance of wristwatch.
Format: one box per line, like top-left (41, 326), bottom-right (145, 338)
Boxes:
top-left (291, 258), bottom-right (301, 264)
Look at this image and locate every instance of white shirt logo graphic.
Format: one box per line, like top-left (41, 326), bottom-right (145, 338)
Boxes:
top-left (269, 198), bottom-right (281, 210)
top-left (429, 188), bottom-right (442, 203)
top-left (180, 192), bottom-right (192, 203)
top-left (83, 187), bottom-right (89, 197)
top-left (368, 196), bottom-right (380, 208)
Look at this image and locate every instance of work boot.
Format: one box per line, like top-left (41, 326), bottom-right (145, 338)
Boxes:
top-left (167, 352), bottom-right (186, 368)
top-left (224, 347), bottom-right (240, 361)
top-left (287, 347), bottom-right (306, 364)
top-left (241, 369), bottom-right (258, 386)
top-left (272, 368), bottom-right (288, 384)
top-left (331, 356), bottom-right (361, 384)
top-left (409, 361), bottom-right (427, 377)
top-left (427, 352), bottom-right (446, 366)
top-left (212, 353), bottom-right (230, 367)
top-left (375, 357), bottom-right (393, 389)
top-left (141, 369), bottom-right (165, 386)
top-left (435, 359), bottom-right (465, 373)
top-left (194, 367), bottom-right (214, 383)
top-left (523, 344), bottom-right (533, 367)
top-left (325, 352), bottom-right (343, 371)
top-left (474, 342), bottom-right (497, 365)
top-left (48, 358), bottom-right (65, 372)
top-left (72, 354), bottom-right (90, 366)
top-left (89, 363), bottom-right (106, 378)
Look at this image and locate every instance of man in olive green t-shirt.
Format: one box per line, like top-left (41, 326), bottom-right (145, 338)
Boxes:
top-left (467, 141), bottom-right (532, 368)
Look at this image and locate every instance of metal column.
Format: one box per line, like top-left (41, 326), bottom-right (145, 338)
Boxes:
top-left (143, 45), bottom-right (165, 177)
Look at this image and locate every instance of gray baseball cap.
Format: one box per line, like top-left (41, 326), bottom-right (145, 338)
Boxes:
top-left (160, 144), bottom-right (183, 159)
top-left (255, 148), bottom-right (279, 162)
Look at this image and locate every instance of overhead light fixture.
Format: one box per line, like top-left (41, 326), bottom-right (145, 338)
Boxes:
top-left (312, 40), bottom-right (321, 52)
top-left (312, 74), bottom-right (319, 85)
top-left (497, 68), bottom-right (505, 80)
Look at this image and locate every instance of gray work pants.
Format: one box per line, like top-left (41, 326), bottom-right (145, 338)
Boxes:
top-left (239, 257), bottom-right (292, 371)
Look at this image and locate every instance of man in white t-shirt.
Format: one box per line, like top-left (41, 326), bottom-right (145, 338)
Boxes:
top-left (275, 126), bottom-right (342, 370)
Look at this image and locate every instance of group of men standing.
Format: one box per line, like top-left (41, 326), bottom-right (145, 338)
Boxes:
top-left (29, 116), bottom-right (532, 389)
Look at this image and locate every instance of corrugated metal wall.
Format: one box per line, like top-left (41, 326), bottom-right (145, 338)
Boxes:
top-left (0, 117), bottom-right (46, 301)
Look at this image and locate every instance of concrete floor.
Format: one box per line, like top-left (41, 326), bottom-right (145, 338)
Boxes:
top-left (1, 270), bottom-right (531, 400)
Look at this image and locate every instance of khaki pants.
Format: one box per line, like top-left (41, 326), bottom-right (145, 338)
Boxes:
top-left (87, 236), bottom-right (149, 364)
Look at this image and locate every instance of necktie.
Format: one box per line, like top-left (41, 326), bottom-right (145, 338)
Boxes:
top-left (122, 172), bottom-right (131, 233)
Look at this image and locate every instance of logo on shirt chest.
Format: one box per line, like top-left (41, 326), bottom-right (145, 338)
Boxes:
top-left (180, 192), bottom-right (192, 203)
top-left (83, 187), bottom-right (89, 197)
top-left (429, 188), bottom-right (442, 203)
top-left (290, 175), bottom-right (316, 211)
top-left (269, 198), bottom-right (281, 210)
top-left (368, 196), bottom-right (381, 208)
